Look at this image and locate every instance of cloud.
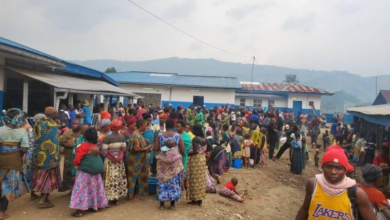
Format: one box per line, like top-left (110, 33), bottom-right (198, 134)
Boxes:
top-left (282, 13), bottom-right (318, 32)
top-left (163, 0), bottom-right (196, 19)
top-left (226, 2), bottom-right (273, 20)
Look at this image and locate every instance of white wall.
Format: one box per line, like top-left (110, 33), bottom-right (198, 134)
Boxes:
top-left (234, 94), bottom-right (287, 108)
top-left (119, 84), bottom-right (235, 105)
top-left (287, 94), bottom-right (322, 110)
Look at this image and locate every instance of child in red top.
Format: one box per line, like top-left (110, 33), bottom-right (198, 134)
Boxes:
top-left (219, 178), bottom-right (245, 202)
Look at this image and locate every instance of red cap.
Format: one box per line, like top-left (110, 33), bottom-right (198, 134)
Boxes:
top-left (326, 145), bottom-right (343, 152)
top-left (347, 164), bottom-right (354, 172)
top-left (321, 148), bottom-right (349, 170)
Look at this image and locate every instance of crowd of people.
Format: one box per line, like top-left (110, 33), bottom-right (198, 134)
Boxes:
top-left (2, 101), bottom-right (390, 219)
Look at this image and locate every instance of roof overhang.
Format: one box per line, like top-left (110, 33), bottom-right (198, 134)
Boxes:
top-left (7, 67), bottom-right (140, 97)
top-left (0, 44), bottom-right (65, 67)
top-left (235, 89), bottom-right (330, 96)
top-left (347, 104), bottom-right (390, 127)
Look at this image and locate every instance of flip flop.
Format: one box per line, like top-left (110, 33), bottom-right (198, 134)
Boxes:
top-left (72, 212), bottom-right (83, 217)
top-left (39, 203), bottom-right (55, 208)
top-left (0, 214), bottom-right (10, 220)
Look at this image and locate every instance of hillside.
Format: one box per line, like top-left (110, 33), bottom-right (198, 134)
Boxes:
top-left (72, 58), bottom-right (388, 111)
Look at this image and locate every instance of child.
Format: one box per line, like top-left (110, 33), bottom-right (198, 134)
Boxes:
top-left (70, 128), bottom-right (108, 217)
top-left (314, 144), bottom-right (321, 168)
top-left (219, 178), bottom-right (245, 202)
top-left (243, 134), bottom-right (254, 168)
top-left (323, 130), bottom-right (330, 151)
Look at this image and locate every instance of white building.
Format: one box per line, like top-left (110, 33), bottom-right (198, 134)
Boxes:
top-left (236, 82), bottom-right (332, 115)
top-left (107, 71), bottom-right (241, 108)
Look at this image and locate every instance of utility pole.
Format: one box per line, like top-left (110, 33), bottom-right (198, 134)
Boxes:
top-left (250, 56), bottom-right (255, 107)
top-left (376, 76), bottom-right (378, 97)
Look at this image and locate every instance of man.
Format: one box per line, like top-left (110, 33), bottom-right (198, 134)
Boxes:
top-left (81, 100), bottom-right (92, 126)
top-left (58, 118), bottom-right (80, 192)
top-left (358, 164), bottom-right (390, 219)
top-left (68, 104), bottom-right (76, 128)
top-left (58, 104), bottom-right (70, 129)
top-left (195, 108), bottom-right (204, 125)
top-left (136, 105), bottom-right (147, 120)
top-left (176, 120), bottom-right (192, 174)
top-left (274, 124), bottom-right (299, 160)
top-left (33, 107), bottom-right (61, 208)
top-left (267, 118), bottom-right (278, 160)
top-left (295, 147), bottom-right (376, 220)
top-left (75, 103), bottom-right (84, 124)
top-left (151, 110), bottom-right (160, 125)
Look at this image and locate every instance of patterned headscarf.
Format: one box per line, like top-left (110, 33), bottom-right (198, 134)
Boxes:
top-left (98, 119), bottom-right (111, 131)
top-left (3, 108), bottom-right (24, 127)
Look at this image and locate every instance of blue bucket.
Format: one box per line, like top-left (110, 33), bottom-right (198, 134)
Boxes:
top-left (148, 177), bottom-right (158, 195)
top-left (232, 158), bottom-right (242, 169)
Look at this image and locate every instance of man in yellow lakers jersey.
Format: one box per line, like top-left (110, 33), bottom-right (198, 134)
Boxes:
top-left (296, 145), bottom-right (376, 220)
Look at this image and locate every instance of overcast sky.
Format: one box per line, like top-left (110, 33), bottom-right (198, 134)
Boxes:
top-left (1, 0), bottom-right (389, 76)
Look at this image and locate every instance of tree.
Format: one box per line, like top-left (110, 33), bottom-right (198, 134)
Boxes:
top-left (104, 67), bottom-right (117, 73)
top-left (284, 74), bottom-right (299, 84)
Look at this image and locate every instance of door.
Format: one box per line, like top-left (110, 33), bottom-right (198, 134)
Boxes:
top-left (193, 96), bottom-right (204, 106)
top-left (293, 101), bottom-right (302, 116)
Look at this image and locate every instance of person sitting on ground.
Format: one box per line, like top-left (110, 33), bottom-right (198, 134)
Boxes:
top-left (359, 163), bottom-right (390, 219)
top-left (295, 146), bottom-right (376, 220)
top-left (219, 177), bottom-right (245, 202)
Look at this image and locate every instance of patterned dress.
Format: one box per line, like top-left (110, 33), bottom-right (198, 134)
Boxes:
top-left (0, 126), bottom-right (29, 201)
top-left (22, 126), bottom-right (35, 191)
top-left (157, 133), bottom-right (183, 202)
top-left (186, 137), bottom-right (207, 202)
top-left (70, 143), bottom-right (108, 211)
top-left (33, 117), bottom-right (62, 193)
top-left (102, 133), bottom-right (127, 201)
top-left (127, 132), bottom-right (149, 199)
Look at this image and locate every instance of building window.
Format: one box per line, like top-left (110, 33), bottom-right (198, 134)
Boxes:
top-left (240, 98), bottom-right (245, 107)
top-left (253, 99), bottom-right (262, 107)
top-left (193, 96), bottom-right (204, 106)
top-left (269, 99), bottom-right (275, 107)
top-left (309, 101), bottom-right (314, 106)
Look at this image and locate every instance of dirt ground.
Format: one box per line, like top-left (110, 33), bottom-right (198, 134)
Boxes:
top-left (6, 135), bottom-right (324, 220)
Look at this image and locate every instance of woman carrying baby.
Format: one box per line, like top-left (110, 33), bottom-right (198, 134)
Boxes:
top-left (70, 128), bottom-right (108, 217)
top-left (153, 119), bottom-right (184, 210)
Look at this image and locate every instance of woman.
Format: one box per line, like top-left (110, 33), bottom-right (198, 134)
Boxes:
top-left (127, 119), bottom-right (152, 200)
top-left (122, 115), bottom-right (136, 141)
top-left (0, 109), bottom-right (29, 219)
top-left (21, 113), bottom-right (38, 200)
top-left (208, 144), bottom-right (227, 181)
top-left (186, 124), bottom-right (209, 207)
top-left (70, 128), bottom-right (108, 217)
top-left (290, 134), bottom-right (303, 174)
top-left (153, 119), bottom-right (184, 210)
top-left (101, 118), bottom-right (127, 205)
top-left (142, 114), bottom-right (155, 167)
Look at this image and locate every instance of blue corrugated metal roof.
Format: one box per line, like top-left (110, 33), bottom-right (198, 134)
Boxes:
top-left (0, 36), bottom-right (118, 86)
top-left (108, 71), bottom-right (241, 89)
top-left (0, 36), bottom-right (63, 62)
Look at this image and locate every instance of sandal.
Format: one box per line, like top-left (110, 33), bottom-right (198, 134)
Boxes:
top-left (186, 201), bottom-right (198, 206)
top-left (72, 211), bottom-right (83, 217)
top-left (39, 202), bottom-right (55, 209)
top-left (0, 214), bottom-right (10, 220)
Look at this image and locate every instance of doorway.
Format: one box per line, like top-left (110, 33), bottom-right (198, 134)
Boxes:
top-left (293, 101), bottom-right (302, 116)
top-left (193, 96), bottom-right (204, 106)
